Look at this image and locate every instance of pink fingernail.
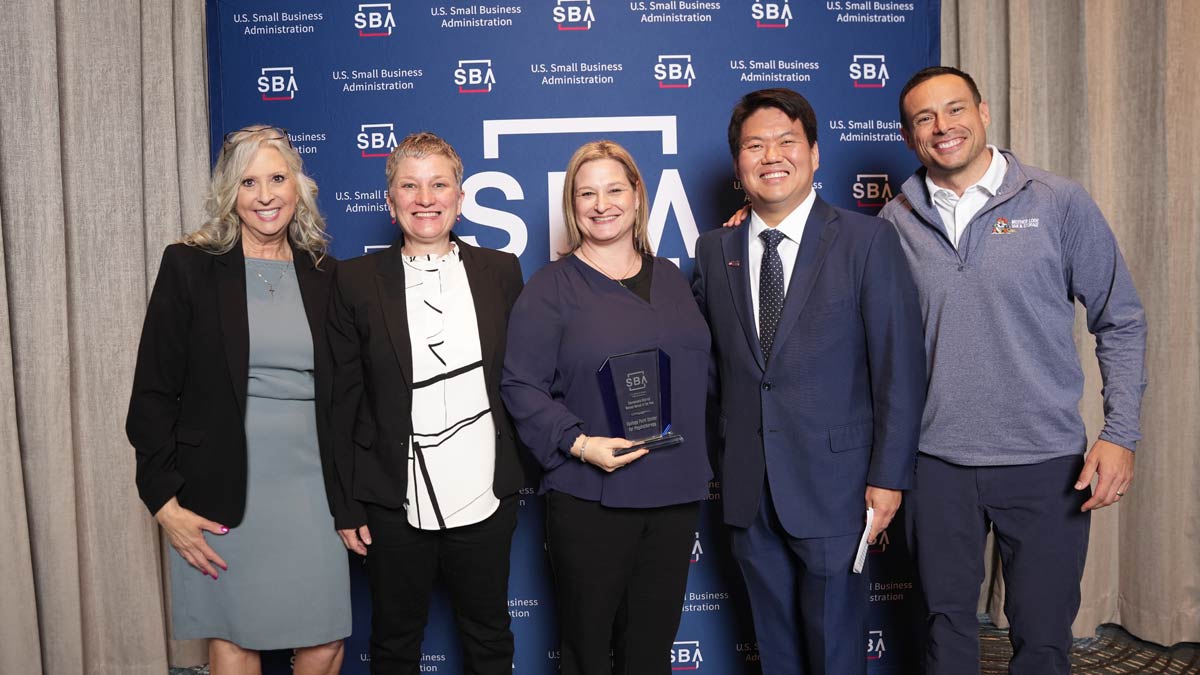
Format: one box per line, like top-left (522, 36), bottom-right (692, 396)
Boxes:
top-left (219, 526), bottom-right (229, 534)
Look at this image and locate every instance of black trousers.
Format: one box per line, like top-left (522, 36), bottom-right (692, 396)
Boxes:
top-left (364, 496), bottom-right (518, 675)
top-left (545, 491), bottom-right (700, 675)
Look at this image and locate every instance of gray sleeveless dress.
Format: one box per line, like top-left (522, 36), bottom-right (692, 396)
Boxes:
top-left (168, 258), bottom-right (351, 649)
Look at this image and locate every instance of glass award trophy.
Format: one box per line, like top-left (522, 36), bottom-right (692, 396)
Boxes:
top-left (597, 348), bottom-right (684, 456)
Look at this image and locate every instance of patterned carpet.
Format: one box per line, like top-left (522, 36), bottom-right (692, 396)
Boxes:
top-left (981, 622), bottom-right (1200, 674)
top-left (168, 623), bottom-right (1200, 674)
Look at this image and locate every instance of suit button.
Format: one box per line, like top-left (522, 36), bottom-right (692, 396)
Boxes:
top-left (496, 430), bottom-right (502, 437)
top-left (762, 382), bottom-right (771, 391)
top-left (756, 428), bottom-right (763, 437)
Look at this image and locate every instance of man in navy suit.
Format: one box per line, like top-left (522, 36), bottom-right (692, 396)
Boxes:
top-left (693, 88), bottom-right (926, 675)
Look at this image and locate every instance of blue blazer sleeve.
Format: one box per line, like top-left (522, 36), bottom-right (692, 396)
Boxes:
top-left (860, 222), bottom-right (926, 490)
top-left (501, 269), bottom-right (585, 471)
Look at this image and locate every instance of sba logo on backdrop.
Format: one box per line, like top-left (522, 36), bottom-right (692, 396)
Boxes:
top-left (553, 0), bottom-right (594, 30)
top-left (752, 0), bottom-right (792, 28)
top-left (850, 54), bottom-right (889, 88)
top-left (456, 59), bottom-right (496, 93)
top-left (853, 174), bottom-right (894, 210)
top-left (357, 123), bottom-right (397, 158)
top-left (258, 67), bottom-right (297, 101)
top-left (355, 3), bottom-right (395, 36)
top-left (655, 55), bottom-right (695, 89)
top-left (671, 641), bottom-right (704, 671)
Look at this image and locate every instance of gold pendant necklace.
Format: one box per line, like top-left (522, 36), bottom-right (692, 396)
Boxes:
top-left (578, 248), bottom-right (639, 287)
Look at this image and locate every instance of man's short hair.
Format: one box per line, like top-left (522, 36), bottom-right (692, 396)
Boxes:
top-left (727, 88), bottom-right (819, 158)
top-left (897, 66), bottom-right (983, 131)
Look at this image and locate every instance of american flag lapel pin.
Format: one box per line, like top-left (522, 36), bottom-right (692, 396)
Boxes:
top-left (728, 260), bottom-right (742, 267)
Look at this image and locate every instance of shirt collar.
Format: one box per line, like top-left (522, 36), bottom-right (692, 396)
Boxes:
top-left (925, 144), bottom-right (1008, 202)
top-left (749, 188), bottom-right (816, 245)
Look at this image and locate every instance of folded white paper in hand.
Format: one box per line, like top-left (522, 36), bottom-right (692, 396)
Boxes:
top-left (853, 507), bottom-right (875, 574)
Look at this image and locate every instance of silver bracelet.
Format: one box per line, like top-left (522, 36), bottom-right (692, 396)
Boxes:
top-left (579, 436), bottom-right (590, 464)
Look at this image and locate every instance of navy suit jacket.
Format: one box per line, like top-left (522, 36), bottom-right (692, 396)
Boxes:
top-left (693, 196), bottom-right (926, 539)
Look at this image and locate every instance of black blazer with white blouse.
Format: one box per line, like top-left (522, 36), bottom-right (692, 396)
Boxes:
top-left (324, 235), bottom-right (527, 530)
top-left (126, 240), bottom-right (337, 527)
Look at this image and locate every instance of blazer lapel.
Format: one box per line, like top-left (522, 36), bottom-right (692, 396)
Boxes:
top-left (722, 226), bottom-right (766, 371)
top-left (458, 239), bottom-right (502, 373)
top-left (375, 243), bottom-right (414, 387)
top-left (216, 243), bottom-right (249, 415)
top-left (767, 197), bottom-right (839, 361)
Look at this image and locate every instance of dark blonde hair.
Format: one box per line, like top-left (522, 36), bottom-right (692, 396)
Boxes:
top-left (183, 125), bottom-right (329, 264)
top-left (561, 140), bottom-right (652, 255)
top-left (385, 131), bottom-right (464, 189)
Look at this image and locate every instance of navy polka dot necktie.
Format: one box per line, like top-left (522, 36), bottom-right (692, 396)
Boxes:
top-left (758, 228), bottom-right (786, 361)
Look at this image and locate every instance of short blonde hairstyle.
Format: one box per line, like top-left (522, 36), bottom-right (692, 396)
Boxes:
top-left (183, 125), bottom-right (329, 265)
top-left (384, 132), bottom-right (464, 189)
top-left (561, 140), bottom-right (652, 256)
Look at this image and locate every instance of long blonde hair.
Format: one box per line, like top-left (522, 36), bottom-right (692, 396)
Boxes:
top-left (560, 140), bottom-right (652, 256)
top-left (183, 125), bottom-right (329, 264)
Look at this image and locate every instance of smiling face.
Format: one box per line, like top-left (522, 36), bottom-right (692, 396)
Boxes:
top-left (735, 106), bottom-right (820, 227)
top-left (236, 147), bottom-right (298, 247)
top-left (901, 73), bottom-right (992, 193)
top-left (571, 158), bottom-right (640, 248)
top-left (386, 153), bottom-right (464, 255)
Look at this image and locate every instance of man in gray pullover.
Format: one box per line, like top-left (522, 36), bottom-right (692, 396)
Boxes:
top-left (878, 66), bottom-right (1147, 675)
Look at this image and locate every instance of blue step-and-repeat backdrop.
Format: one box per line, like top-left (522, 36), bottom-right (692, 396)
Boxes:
top-left (205, 1), bottom-right (939, 672)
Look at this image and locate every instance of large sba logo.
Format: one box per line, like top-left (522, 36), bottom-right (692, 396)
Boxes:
top-left (455, 59), bottom-right (496, 93)
top-left (257, 67), bottom-right (297, 101)
top-left (850, 54), bottom-right (889, 88)
top-left (355, 3), bottom-right (395, 36)
top-left (671, 641), bottom-right (703, 670)
top-left (469, 115), bottom-right (699, 262)
top-left (554, 0), bottom-right (594, 30)
top-left (655, 55), bottom-right (695, 89)
top-left (357, 123), bottom-right (398, 158)
top-left (752, 0), bottom-right (792, 28)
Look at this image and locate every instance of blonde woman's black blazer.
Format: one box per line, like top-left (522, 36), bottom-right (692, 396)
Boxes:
top-left (126, 241), bottom-right (337, 526)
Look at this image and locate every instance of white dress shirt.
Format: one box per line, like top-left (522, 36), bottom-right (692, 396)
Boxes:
top-left (748, 189), bottom-right (816, 334)
top-left (925, 145), bottom-right (1008, 249)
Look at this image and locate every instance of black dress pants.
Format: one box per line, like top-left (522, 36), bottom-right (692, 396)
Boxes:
top-left (365, 496), bottom-right (518, 675)
top-left (545, 491), bottom-right (700, 675)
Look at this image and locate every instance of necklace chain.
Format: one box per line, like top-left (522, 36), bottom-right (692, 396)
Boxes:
top-left (578, 248), bottom-right (639, 288)
top-left (253, 266), bottom-right (289, 298)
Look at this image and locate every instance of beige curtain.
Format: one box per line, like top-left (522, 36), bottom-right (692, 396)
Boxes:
top-left (1, 1), bottom-right (1195, 673)
top-left (945, 0), bottom-right (1200, 646)
top-left (0, 1), bottom-right (210, 672)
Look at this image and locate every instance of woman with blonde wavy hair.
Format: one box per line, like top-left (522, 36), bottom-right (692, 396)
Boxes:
top-left (127, 124), bottom-right (350, 674)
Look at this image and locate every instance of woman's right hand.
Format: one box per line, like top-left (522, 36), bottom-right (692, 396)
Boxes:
top-left (338, 525), bottom-right (372, 557)
top-left (574, 435), bottom-right (649, 473)
top-left (154, 496), bottom-right (228, 579)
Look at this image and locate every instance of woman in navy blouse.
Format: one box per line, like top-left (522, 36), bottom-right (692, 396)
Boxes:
top-left (502, 140), bottom-right (712, 675)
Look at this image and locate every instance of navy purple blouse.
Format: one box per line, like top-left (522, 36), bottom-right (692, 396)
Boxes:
top-left (502, 255), bottom-right (713, 508)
